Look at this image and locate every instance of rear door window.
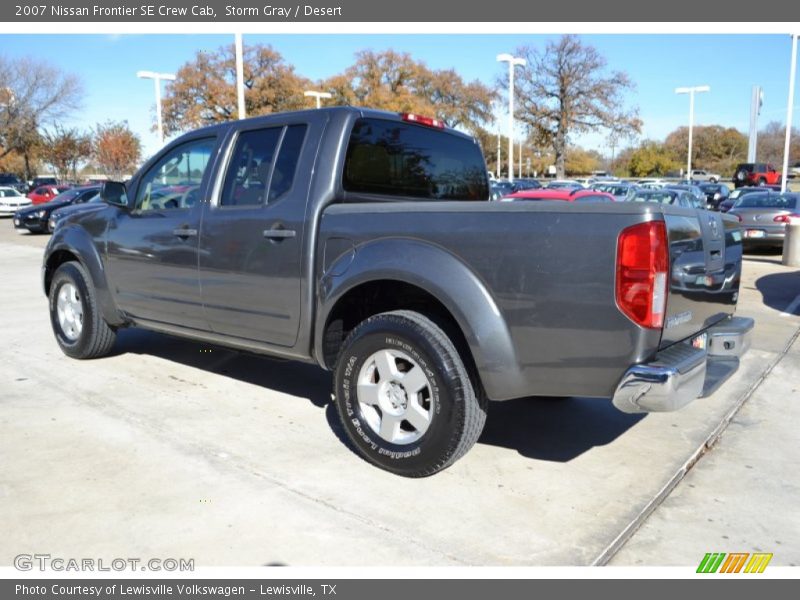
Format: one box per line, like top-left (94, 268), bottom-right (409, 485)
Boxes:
top-left (343, 118), bottom-right (489, 201)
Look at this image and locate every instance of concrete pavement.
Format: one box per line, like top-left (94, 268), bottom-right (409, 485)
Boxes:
top-left (1, 224), bottom-right (798, 566)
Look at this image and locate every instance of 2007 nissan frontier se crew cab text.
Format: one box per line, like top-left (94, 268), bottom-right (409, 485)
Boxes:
top-left (43, 107), bottom-right (753, 477)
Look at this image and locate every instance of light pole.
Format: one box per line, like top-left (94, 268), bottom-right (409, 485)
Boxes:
top-left (781, 34), bottom-right (798, 193)
top-left (304, 90), bottom-right (332, 109)
top-left (497, 53), bottom-right (526, 183)
top-left (675, 85), bottom-right (710, 181)
top-left (137, 70), bottom-right (176, 145)
top-left (234, 33), bottom-right (246, 120)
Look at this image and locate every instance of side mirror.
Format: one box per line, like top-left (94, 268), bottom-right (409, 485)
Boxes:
top-left (101, 181), bottom-right (129, 208)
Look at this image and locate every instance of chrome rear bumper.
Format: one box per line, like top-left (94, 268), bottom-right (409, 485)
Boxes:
top-left (612, 316), bottom-right (754, 414)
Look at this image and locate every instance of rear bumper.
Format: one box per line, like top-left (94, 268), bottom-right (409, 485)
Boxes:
top-left (612, 316), bottom-right (754, 414)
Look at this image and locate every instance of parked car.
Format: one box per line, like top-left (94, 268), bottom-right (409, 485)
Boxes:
top-left (44, 107), bottom-right (751, 476)
top-left (665, 184), bottom-right (707, 206)
top-left (732, 163), bottom-right (782, 188)
top-left (718, 185), bottom-right (782, 213)
top-left (14, 186), bottom-right (100, 233)
top-left (728, 192), bottom-right (799, 248)
top-left (27, 184), bottom-right (71, 205)
top-left (0, 173), bottom-right (28, 193)
top-left (504, 189), bottom-right (616, 203)
top-left (789, 161), bottom-right (800, 179)
top-left (690, 169), bottom-right (721, 183)
top-left (697, 183), bottom-right (730, 210)
top-left (628, 188), bottom-right (705, 209)
top-left (490, 180), bottom-right (515, 199)
top-left (511, 178), bottom-right (542, 192)
top-left (545, 179), bottom-right (582, 190)
top-left (48, 192), bottom-right (103, 232)
top-left (637, 178), bottom-right (668, 189)
top-left (0, 186), bottom-right (32, 216)
top-left (590, 181), bottom-right (638, 201)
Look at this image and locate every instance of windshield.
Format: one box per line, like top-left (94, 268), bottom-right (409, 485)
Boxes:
top-left (736, 194), bottom-right (797, 209)
top-left (0, 188), bottom-right (22, 197)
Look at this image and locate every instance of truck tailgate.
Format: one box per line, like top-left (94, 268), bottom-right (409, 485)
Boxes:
top-left (660, 208), bottom-right (742, 349)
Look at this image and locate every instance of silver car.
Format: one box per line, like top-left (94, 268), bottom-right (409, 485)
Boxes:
top-left (728, 192), bottom-right (799, 248)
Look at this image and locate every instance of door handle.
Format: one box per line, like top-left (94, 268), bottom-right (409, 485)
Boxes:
top-left (173, 227), bottom-right (198, 238)
top-left (263, 228), bottom-right (296, 240)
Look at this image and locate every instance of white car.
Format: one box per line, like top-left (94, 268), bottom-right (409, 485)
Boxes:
top-left (690, 169), bottom-right (721, 183)
top-left (0, 187), bottom-right (32, 216)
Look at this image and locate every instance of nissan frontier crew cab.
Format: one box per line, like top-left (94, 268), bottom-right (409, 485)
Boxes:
top-left (43, 107), bottom-right (753, 477)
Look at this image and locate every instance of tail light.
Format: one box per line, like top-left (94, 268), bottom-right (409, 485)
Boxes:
top-left (616, 221), bottom-right (669, 329)
top-left (400, 113), bottom-right (445, 128)
top-left (773, 214), bottom-right (800, 223)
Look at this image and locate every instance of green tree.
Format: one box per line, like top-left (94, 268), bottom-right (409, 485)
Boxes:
top-left (509, 35), bottom-right (641, 179)
top-left (627, 141), bottom-right (680, 177)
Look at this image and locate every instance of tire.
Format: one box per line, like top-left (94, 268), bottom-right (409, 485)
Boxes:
top-left (49, 261), bottom-right (116, 359)
top-left (758, 177), bottom-right (767, 186)
top-left (333, 310), bottom-right (487, 477)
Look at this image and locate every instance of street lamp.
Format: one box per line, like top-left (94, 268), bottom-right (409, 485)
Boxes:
top-left (781, 34), bottom-right (798, 193)
top-left (497, 53), bottom-right (526, 183)
top-left (304, 90), bottom-right (332, 109)
top-left (675, 85), bottom-right (710, 181)
top-left (137, 70), bottom-right (176, 145)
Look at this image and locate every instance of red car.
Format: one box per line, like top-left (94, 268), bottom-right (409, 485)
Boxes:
top-left (732, 163), bottom-right (782, 188)
top-left (504, 189), bottom-right (617, 203)
top-left (27, 185), bottom-right (71, 205)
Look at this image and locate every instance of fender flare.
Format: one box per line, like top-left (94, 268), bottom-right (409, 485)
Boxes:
top-left (315, 238), bottom-right (526, 401)
top-left (44, 225), bottom-right (125, 327)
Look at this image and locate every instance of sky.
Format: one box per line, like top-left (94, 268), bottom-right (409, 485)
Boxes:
top-left (1, 33), bottom-right (798, 160)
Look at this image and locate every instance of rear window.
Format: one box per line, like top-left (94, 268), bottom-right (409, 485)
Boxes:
top-left (630, 192), bottom-right (676, 205)
top-left (737, 194), bottom-right (797, 209)
top-left (343, 118), bottom-right (489, 201)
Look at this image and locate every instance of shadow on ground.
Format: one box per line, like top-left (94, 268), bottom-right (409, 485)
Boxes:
top-left (114, 328), bottom-right (645, 464)
top-left (754, 270), bottom-right (800, 314)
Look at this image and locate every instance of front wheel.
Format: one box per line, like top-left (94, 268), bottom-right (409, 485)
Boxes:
top-left (49, 261), bottom-right (117, 359)
top-left (333, 310), bottom-right (487, 477)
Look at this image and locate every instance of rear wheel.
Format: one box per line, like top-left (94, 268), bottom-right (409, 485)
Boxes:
top-left (49, 261), bottom-right (116, 359)
top-left (758, 177), bottom-right (767, 186)
top-left (333, 310), bottom-right (487, 477)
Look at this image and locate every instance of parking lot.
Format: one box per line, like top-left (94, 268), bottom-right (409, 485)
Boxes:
top-left (1, 222), bottom-right (798, 567)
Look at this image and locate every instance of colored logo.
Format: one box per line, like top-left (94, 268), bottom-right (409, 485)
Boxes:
top-left (697, 552), bottom-right (773, 573)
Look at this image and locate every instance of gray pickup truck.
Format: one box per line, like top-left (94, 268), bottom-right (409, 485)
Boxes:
top-left (43, 107), bottom-right (752, 477)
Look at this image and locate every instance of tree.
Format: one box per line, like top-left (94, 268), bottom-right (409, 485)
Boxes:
top-left (565, 146), bottom-right (602, 175)
top-left (663, 125), bottom-right (747, 176)
top-left (756, 121), bottom-right (800, 167)
top-left (161, 44), bottom-right (310, 134)
top-left (627, 141), bottom-right (680, 177)
top-left (509, 35), bottom-right (641, 179)
top-left (94, 121), bottom-right (142, 180)
top-left (321, 49), bottom-right (496, 134)
top-left (40, 125), bottom-right (93, 181)
top-left (0, 56), bottom-right (83, 179)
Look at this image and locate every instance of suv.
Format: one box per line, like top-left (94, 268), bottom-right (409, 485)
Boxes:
top-left (732, 163), bottom-right (782, 188)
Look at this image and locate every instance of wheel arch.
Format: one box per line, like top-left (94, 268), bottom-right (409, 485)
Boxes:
top-left (44, 225), bottom-right (125, 327)
top-left (315, 239), bottom-right (526, 401)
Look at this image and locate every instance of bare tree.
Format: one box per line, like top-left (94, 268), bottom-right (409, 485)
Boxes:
top-left (508, 35), bottom-right (641, 179)
top-left (40, 126), bottom-right (93, 181)
top-left (0, 56), bottom-right (83, 179)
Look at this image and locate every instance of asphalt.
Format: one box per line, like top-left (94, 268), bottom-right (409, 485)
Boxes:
top-left (1, 222), bottom-right (798, 567)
